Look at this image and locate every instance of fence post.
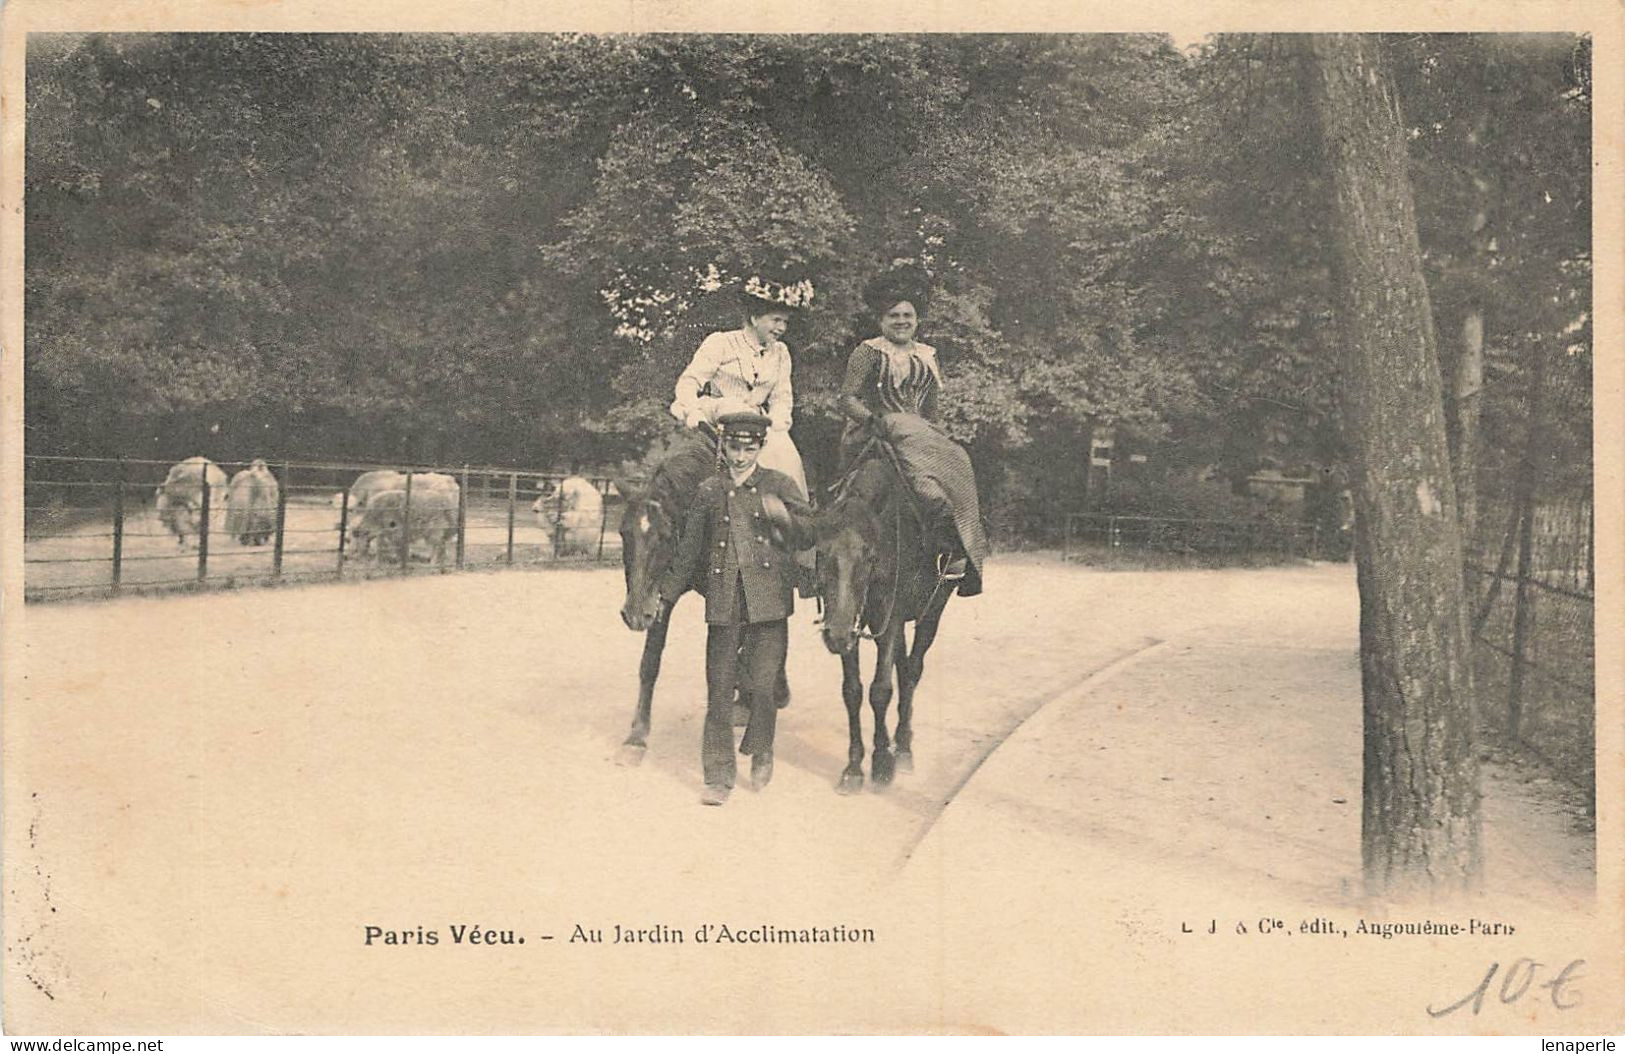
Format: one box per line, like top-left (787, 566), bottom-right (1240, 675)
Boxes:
top-left (552, 476), bottom-right (566, 561)
top-left (112, 459), bottom-right (126, 593)
top-left (596, 480), bottom-right (610, 562)
top-left (336, 487), bottom-right (350, 574)
top-left (1504, 349), bottom-right (1551, 741)
top-left (506, 473), bottom-right (517, 565)
top-left (197, 473), bottom-right (211, 583)
top-left (1108, 516), bottom-right (1118, 549)
top-left (457, 466), bottom-right (468, 569)
top-left (1507, 492), bottom-right (1536, 740)
top-left (399, 471), bottom-right (414, 572)
top-left (1062, 513), bottom-right (1073, 561)
top-left (273, 461), bottom-right (289, 580)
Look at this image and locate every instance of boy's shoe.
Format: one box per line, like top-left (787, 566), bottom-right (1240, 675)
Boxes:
top-left (700, 784), bottom-right (730, 806)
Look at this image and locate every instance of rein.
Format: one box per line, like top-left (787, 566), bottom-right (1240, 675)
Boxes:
top-left (869, 431), bottom-right (958, 619)
top-left (858, 496), bottom-right (904, 642)
top-left (825, 437), bottom-right (877, 505)
top-left (825, 433), bottom-right (930, 643)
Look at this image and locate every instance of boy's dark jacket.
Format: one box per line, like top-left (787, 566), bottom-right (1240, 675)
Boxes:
top-left (659, 467), bottom-right (814, 625)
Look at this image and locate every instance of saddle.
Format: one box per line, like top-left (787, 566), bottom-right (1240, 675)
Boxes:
top-left (832, 414), bottom-right (985, 597)
top-left (831, 434), bottom-right (962, 585)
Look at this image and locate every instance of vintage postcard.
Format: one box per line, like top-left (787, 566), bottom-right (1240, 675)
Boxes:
top-left (2, 0), bottom-right (1620, 1037)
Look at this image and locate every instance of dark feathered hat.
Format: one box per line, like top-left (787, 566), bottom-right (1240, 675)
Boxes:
top-left (861, 262), bottom-right (932, 317)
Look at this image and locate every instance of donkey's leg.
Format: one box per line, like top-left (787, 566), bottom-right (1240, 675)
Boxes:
top-left (892, 622), bottom-right (916, 774)
top-left (837, 646), bottom-right (866, 795)
top-left (618, 605), bottom-right (672, 764)
top-left (869, 624), bottom-right (901, 787)
top-left (896, 587), bottom-right (951, 772)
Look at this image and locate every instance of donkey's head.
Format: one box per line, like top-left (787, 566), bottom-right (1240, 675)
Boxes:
top-left (814, 460), bottom-right (900, 656)
top-left (816, 516), bottom-right (875, 653)
top-left (617, 479), bottom-right (679, 631)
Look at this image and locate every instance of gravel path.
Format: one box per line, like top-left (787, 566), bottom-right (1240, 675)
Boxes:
top-left (5, 556), bottom-right (1605, 1033)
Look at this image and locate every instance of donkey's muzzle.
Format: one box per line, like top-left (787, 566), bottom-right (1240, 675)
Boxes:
top-left (821, 625), bottom-right (858, 655)
top-left (621, 596), bottom-right (661, 633)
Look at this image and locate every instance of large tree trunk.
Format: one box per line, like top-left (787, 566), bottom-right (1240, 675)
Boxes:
top-left (1303, 34), bottom-right (1481, 898)
top-left (1449, 119), bottom-right (1492, 561)
top-left (1453, 305), bottom-right (1483, 552)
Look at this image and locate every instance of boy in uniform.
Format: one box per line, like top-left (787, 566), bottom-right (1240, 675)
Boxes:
top-left (657, 411), bottom-right (815, 805)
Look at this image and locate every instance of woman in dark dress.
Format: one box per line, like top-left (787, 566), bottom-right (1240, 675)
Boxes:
top-left (839, 296), bottom-right (942, 454)
top-left (836, 270), bottom-right (987, 596)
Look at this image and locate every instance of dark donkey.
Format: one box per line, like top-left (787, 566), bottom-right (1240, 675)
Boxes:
top-left (814, 451), bottom-right (958, 793)
top-left (615, 430), bottom-right (789, 764)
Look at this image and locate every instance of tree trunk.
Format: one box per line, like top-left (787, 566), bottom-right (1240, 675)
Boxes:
top-left (1450, 127), bottom-right (1491, 562)
top-left (1303, 34), bottom-right (1481, 898)
top-left (1454, 305), bottom-right (1483, 553)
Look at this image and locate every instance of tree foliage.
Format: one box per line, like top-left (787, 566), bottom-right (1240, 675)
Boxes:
top-left (24, 32), bottom-right (1589, 504)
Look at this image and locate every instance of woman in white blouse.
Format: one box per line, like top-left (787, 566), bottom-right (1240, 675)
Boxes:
top-left (670, 277), bottom-right (813, 499)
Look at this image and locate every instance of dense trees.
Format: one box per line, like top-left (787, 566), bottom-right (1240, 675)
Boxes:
top-left (25, 32), bottom-right (1589, 503)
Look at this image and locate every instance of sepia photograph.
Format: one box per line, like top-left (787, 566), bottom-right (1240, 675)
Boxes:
top-left (2, 1), bottom-right (1620, 1037)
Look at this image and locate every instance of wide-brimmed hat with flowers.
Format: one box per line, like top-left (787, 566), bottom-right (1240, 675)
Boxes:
top-left (740, 274), bottom-right (816, 313)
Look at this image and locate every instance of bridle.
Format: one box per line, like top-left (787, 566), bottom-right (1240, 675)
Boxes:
top-left (858, 498), bottom-right (903, 642)
top-left (626, 495), bottom-right (677, 599)
top-left (821, 437), bottom-right (915, 644)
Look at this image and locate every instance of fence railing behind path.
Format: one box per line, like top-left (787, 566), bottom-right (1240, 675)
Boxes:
top-left (1467, 491), bottom-right (1594, 805)
top-left (23, 455), bottom-right (634, 602)
top-left (1061, 512), bottom-right (1321, 561)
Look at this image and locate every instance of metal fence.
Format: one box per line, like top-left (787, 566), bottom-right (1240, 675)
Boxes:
top-left (1061, 512), bottom-right (1323, 560)
top-left (1060, 453), bottom-right (1594, 810)
top-left (1464, 348), bottom-right (1594, 805)
top-left (23, 455), bottom-right (630, 601)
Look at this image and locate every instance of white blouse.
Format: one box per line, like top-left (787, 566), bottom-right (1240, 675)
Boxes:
top-left (669, 329), bottom-right (794, 432)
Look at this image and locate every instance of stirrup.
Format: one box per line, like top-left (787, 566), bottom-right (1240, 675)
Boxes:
top-left (936, 553), bottom-right (967, 582)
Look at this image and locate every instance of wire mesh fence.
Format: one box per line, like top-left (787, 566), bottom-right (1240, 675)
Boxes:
top-left (23, 455), bottom-right (631, 601)
top-left (1464, 345), bottom-right (1594, 811)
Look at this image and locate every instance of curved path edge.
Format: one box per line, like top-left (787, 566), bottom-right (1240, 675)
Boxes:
top-left (895, 635), bottom-right (1171, 869)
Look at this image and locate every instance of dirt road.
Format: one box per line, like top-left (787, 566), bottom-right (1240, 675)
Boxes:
top-left (5, 556), bottom-right (1604, 1033)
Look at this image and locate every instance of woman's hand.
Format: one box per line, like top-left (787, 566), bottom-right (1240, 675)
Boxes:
top-left (838, 394), bottom-right (871, 425)
top-left (684, 396), bottom-right (723, 430)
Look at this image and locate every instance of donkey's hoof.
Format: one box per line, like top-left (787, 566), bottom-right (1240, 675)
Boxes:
top-left (616, 742), bottom-right (647, 767)
top-left (871, 750), bottom-right (895, 786)
top-left (837, 771), bottom-right (865, 795)
top-left (895, 750), bottom-right (914, 774)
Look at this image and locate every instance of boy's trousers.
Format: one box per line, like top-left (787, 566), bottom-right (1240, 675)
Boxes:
top-left (702, 610), bottom-right (788, 788)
